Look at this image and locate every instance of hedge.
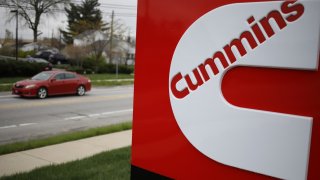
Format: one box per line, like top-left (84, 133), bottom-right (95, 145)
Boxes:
top-left (0, 56), bottom-right (134, 77)
top-left (97, 64), bottom-right (134, 74)
top-left (0, 59), bottom-right (48, 77)
top-left (63, 64), bottom-right (133, 75)
top-left (65, 64), bottom-right (133, 75)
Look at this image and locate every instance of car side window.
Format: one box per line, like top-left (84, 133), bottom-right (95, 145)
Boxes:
top-left (54, 73), bottom-right (65, 80)
top-left (65, 73), bottom-right (76, 79)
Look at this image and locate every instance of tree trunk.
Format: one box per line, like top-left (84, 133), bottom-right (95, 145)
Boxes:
top-left (33, 28), bottom-right (38, 42)
top-left (33, 13), bottom-right (41, 43)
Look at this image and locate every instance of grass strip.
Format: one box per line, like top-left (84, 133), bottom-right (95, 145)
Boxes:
top-left (0, 146), bottom-right (131, 180)
top-left (0, 77), bottom-right (28, 84)
top-left (0, 122), bottom-right (132, 156)
top-left (0, 85), bottom-right (12, 92)
top-left (85, 73), bottom-right (134, 80)
top-left (92, 80), bottom-right (134, 87)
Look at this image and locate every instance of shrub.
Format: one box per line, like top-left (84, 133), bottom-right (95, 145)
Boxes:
top-left (83, 55), bottom-right (106, 72)
top-left (97, 64), bottom-right (134, 74)
top-left (66, 66), bottom-right (84, 74)
top-left (0, 59), bottom-right (47, 77)
top-left (82, 57), bottom-right (96, 70)
top-left (0, 46), bottom-right (14, 56)
top-left (119, 65), bottom-right (134, 74)
top-left (53, 64), bottom-right (70, 70)
top-left (84, 68), bottom-right (94, 74)
top-left (97, 64), bottom-right (115, 74)
top-left (73, 56), bottom-right (133, 74)
top-left (18, 50), bottom-right (36, 58)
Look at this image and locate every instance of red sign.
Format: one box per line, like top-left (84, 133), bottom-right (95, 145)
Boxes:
top-left (132, 0), bottom-right (320, 179)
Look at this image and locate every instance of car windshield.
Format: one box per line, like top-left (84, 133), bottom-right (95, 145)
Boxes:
top-left (31, 72), bottom-right (53, 80)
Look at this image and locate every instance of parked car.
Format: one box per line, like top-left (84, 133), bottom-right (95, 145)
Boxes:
top-left (33, 50), bottom-right (69, 64)
top-left (25, 55), bottom-right (53, 71)
top-left (33, 50), bottom-right (52, 60)
top-left (12, 70), bottom-right (91, 99)
top-left (48, 53), bottom-right (68, 64)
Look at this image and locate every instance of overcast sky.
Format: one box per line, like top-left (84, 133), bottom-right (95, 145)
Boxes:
top-left (0, 0), bottom-right (137, 40)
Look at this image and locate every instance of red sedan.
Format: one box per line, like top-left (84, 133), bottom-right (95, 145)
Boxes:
top-left (12, 70), bottom-right (91, 99)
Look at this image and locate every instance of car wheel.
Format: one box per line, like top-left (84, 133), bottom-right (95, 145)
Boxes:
top-left (77, 85), bottom-right (86, 96)
top-left (38, 87), bottom-right (47, 99)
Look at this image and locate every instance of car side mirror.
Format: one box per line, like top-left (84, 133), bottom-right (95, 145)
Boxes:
top-left (51, 78), bottom-right (56, 83)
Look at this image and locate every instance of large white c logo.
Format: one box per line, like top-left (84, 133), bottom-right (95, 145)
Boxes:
top-left (169, 1), bottom-right (320, 179)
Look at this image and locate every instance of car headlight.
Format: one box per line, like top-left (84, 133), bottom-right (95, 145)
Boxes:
top-left (88, 79), bottom-right (91, 83)
top-left (25, 84), bottom-right (36, 89)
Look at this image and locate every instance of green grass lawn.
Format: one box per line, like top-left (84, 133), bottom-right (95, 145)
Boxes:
top-left (0, 77), bottom-right (27, 92)
top-left (0, 146), bottom-right (131, 180)
top-left (0, 85), bottom-right (13, 92)
top-left (0, 122), bottom-right (132, 156)
top-left (92, 80), bottom-right (134, 87)
top-left (0, 77), bottom-right (28, 84)
top-left (85, 73), bottom-right (133, 80)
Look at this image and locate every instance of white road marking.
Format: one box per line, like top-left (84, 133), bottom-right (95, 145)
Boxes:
top-left (64, 109), bottom-right (133, 121)
top-left (88, 113), bottom-right (101, 117)
top-left (0, 108), bottom-right (132, 130)
top-left (0, 125), bottom-right (17, 129)
top-left (64, 116), bottom-right (87, 121)
top-left (0, 94), bottom-right (132, 110)
top-left (0, 123), bottom-right (37, 130)
top-left (19, 123), bottom-right (37, 127)
top-left (101, 109), bottom-right (132, 115)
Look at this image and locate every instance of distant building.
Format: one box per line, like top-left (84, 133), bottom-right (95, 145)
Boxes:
top-left (74, 30), bottom-right (108, 47)
top-left (20, 42), bottom-right (48, 52)
top-left (73, 30), bottom-right (135, 65)
top-left (111, 40), bottom-right (135, 65)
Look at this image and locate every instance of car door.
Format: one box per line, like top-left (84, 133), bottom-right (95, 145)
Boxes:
top-left (49, 73), bottom-right (65, 95)
top-left (64, 73), bottom-right (79, 93)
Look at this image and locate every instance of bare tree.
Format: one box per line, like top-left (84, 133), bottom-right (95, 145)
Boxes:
top-left (63, 44), bottom-right (89, 67)
top-left (91, 40), bottom-right (107, 61)
top-left (77, 31), bottom-right (108, 71)
top-left (2, 0), bottom-right (69, 42)
top-left (106, 12), bottom-right (128, 63)
top-left (3, 29), bottom-right (14, 46)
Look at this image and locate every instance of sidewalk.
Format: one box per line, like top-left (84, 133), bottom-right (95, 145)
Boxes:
top-left (0, 130), bottom-right (132, 177)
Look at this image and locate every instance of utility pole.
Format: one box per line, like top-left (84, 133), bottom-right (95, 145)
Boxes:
top-left (51, 29), bottom-right (54, 47)
top-left (109, 10), bottom-right (114, 62)
top-left (10, 10), bottom-right (18, 61)
top-left (127, 28), bottom-right (131, 42)
top-left (59, 29), bottom-right (62, 51)
top-left (109, 11), bottom-right (117, 78)
top-left (50, 29), bottom-right (53, 47)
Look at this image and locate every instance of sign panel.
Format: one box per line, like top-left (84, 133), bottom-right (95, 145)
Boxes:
top-left (132, 0), bottom-right (320, 179)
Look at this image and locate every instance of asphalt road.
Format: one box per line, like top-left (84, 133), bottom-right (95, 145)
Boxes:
top-left (0, 86), bottom-right (133, 145)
